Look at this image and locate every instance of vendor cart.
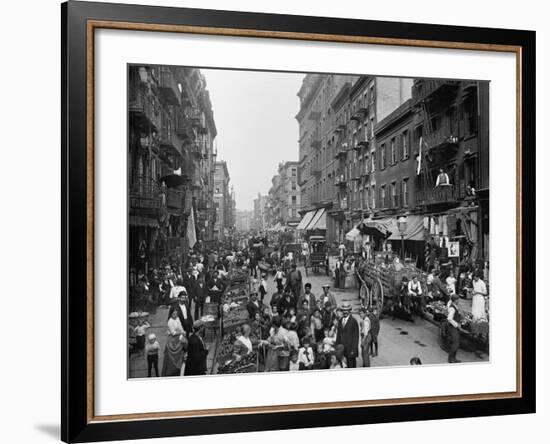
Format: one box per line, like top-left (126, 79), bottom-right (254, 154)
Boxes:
top-left (356, 258), bottom-right (426, 315)
top-left (304, 236), bottom-right (329, 276)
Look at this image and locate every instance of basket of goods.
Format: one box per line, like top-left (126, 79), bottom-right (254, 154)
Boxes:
top-left (216, 332), bottom-right (237, 364)
top-left (223, 308), bottom-right (250, 332)
top-left (470, 318), bottom-right (489, 335)
top-left (217, 351), bottom-right (258, 374)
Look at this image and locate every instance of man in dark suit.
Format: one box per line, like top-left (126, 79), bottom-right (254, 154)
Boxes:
top-left (336, 302), bottom-right (360, 368)
top-left (184, 320), bottom-right (208, 375)
top-left (167, 290), bottom-right (193, 336)
top-left (297, 283), bottom-right (317, 316)
top-left (207, 270), bottom-right (225, 304)
top-left (246, 292), bottom-right (263, 319)
top-left (193, 276), bottom-right (207, 319)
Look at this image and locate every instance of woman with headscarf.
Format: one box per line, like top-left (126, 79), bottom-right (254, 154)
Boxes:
top-left (161, 310), bottom-right (188, 376)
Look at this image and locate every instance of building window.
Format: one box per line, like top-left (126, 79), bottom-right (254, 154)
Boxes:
top-left (403, 178), bottom-right (409, 207)
top-left (391, 182), bottom-right (397, 207)
top-left (379, 185), bottom-right (386, 208)
top-left (402, 130), bottom-right (409, 159)
top-left (371, 151), bottom-right (376, 172)
top-left (369, 117), bottom-right (375, 139)
top-left (379, 144), bottom-right (386, 170)
top-left (390, 138), bottom-right (396, 165)
top-left (291, 167), bottom-right (297, 177)
top-left (371, 185), bottom-right (376, 209)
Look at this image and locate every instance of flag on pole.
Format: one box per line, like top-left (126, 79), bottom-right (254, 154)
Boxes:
top-left (416, 136), bottom-right (423, 176)
top-left (187, 204), bottom-right (197, 249)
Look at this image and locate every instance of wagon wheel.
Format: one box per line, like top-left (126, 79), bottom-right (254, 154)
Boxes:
top-left (370, 278), bottom-right (384, 313)
top-left (359, 281), bottom-right (370, 307)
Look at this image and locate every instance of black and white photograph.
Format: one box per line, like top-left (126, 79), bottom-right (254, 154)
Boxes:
top-left (127, 66), bottom-right (490, 378)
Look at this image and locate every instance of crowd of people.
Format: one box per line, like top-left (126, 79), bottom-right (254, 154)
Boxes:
top-left (129, 248), bottom-right (244, 377)
top-left (233, 274), bottom-right (380, 371)
top-left (129, 235), bottom-right (489, 377)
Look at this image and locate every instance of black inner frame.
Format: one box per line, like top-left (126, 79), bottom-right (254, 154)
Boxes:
top-left (61, 1), bottom-right (536, 442)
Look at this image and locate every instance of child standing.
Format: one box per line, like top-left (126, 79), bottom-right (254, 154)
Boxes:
top-left (298, 337), bottom-right (315, 370)
top-left (134, 318), bottom-right (150, 356)
top-left (145, 333), bottom-right (161, 377)
top-left (289, 351), bottom-right (300, 372)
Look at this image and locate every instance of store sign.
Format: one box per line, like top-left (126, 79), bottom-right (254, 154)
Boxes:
top-left (448, 241), bottom-right (460, 257)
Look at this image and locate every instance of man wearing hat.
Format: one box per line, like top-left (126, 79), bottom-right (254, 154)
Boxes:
top-left (297, 283), bottom-right (317, 316)
top-left (168, 290), bottom-right (193, 336)
top-left (184, 320), bottom-right (208, 376)
top-left (336, 301), bottom-right (360, 368)
top-left (320, 284), bottom-right (337, 309)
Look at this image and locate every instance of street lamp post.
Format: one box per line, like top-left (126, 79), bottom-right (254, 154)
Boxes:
top-left (397, 216), bottom-right (408, 260)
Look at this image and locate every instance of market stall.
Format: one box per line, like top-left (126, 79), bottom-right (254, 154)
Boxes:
top-left (211, 270), bottom-right (260, 374)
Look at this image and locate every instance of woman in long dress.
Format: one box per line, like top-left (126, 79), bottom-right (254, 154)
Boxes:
top-left (161, 310), bottom-right (188, 376)
top-left (471, 273), bottom-right (488, 321)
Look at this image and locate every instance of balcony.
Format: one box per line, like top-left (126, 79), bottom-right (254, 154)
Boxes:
top-left (175, 114), bottom-right (195, 141)
top-left (334, 174), bottom-right (347, 187)
top-left (334, 146), bottom-right (348, 159)
top-left (129, 87), bottom-right (161, 131)
top-left (159, 124), bottom-right (181, 157)
top-left (308, 111), bottom-right (321, 121)
top-left (412, 79), bottom-right (459, 105)
top-left (129, 176), bottom-right (162, 213)
top-left (166, 188), bottom-right (185, 210)
top-left (157, 67), bottom-right (181, 106)
top-left (416, 185), bottom-right (461, 206)
top-left (185, 107), bottom-right (206, 133)
top-left (311, 168), bottom-right (322, 178)
top-left (350, 109), bottom-right (365, 122)
top-left (424, 125), bottom-right (459, 154)
top-left (311, 139), bottom-right (321, 150)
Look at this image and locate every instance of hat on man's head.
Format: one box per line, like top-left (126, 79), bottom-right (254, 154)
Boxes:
top-left (340, 301), bottom-right (352, 312)
top-left (322, 284), bottom-right (330, 288)
top-left (193, 319), bottom-right (204, 329)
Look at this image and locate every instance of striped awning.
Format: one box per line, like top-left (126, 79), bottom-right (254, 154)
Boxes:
top-left (307, 208), bottom-right (326, 230)
top-left (296, 210), bottom-right (317, 230)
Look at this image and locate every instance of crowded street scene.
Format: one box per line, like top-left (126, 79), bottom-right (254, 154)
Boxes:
top-left (128, 66), bottom-right (490, 378)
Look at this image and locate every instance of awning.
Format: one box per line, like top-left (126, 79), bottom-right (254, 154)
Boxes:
top-left (308, 208), bottom-right (326, 230)
top-left (386, 215), bottom-right (425, 241)
top-left (129, 215), bottom-right (159, 228)
top-left (345, 217), bottom-right (393, 240)
top-left (296, 210), bottom-right (316, 230)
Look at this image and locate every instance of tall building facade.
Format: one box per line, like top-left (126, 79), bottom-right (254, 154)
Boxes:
top-left (128, 65), bottom-right (217, 276)
top-left (295, 74), bottom-right (489, 265)
top-left (252, 193), bottom-right (268, 230)
top-left (296, 74), bottom-right (412, 244)
top-left (266, 161), bottom-right (301, 228)
top-left (410, 79), bottom-right (490, 263)
top-left (236, 210), bottom-right (253, 232)
top-left (213, 161), bottom-right (234, 240)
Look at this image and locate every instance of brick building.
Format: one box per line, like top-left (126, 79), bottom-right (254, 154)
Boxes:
top-left (295, 74), bottom-right (412, 243)
top-left (128, 65), bottom-right (217, 277)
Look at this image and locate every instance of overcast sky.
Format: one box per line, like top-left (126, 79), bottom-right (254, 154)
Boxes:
top-left (201, 69), bottom-right (304, 211)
